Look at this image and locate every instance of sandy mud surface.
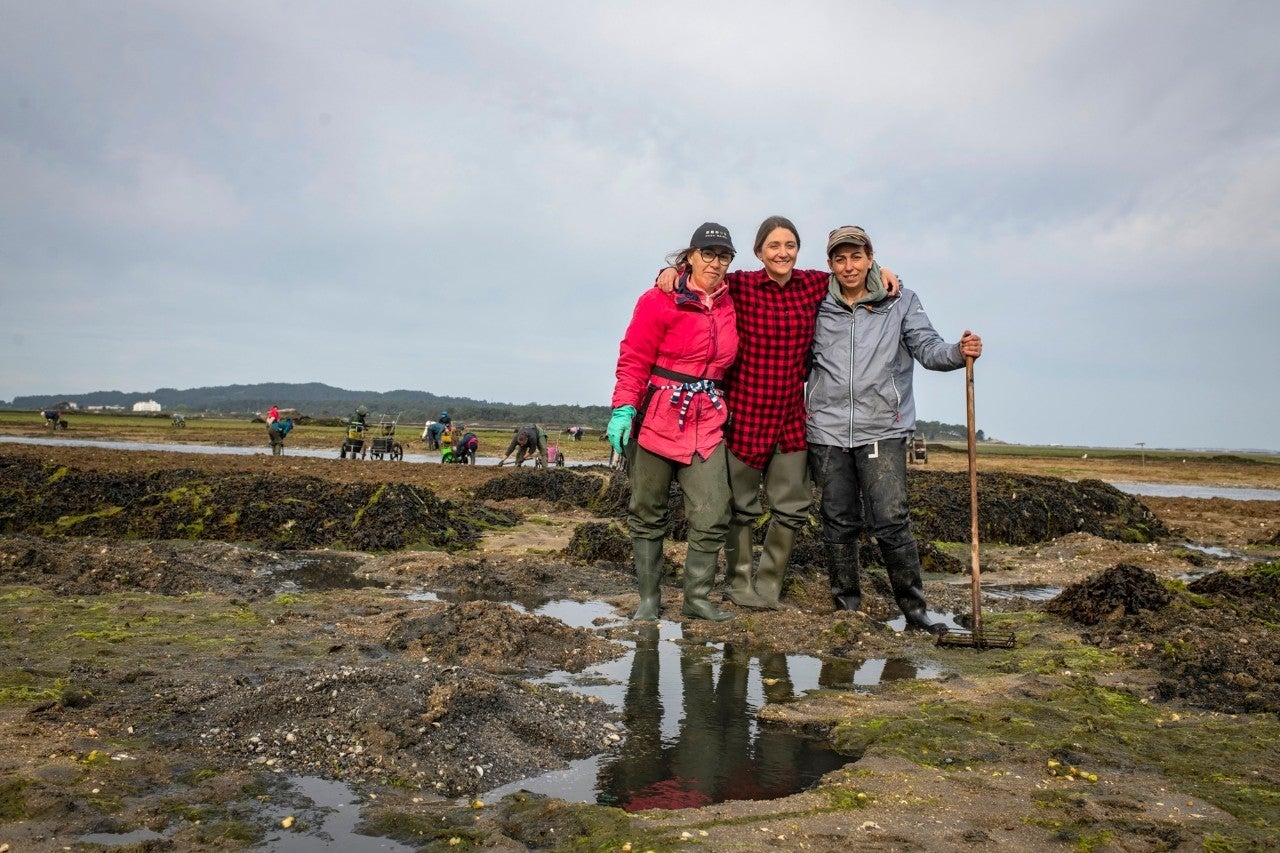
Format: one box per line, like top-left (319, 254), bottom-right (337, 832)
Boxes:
top-left (1, 441), bottom-right (1278, 851)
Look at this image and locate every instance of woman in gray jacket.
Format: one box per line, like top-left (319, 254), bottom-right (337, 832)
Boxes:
top-left (806, 226), bottom-right (983, 633)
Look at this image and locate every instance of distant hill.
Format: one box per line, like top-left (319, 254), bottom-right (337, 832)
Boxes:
top-left (4, 383), bottom-right (613, 429)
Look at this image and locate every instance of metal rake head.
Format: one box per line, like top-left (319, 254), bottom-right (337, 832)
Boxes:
top-left (935, 627), bottom-right (1017, 650)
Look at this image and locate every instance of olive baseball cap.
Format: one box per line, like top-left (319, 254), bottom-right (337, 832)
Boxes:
top-left (826, 225), bottom-right (870, 257)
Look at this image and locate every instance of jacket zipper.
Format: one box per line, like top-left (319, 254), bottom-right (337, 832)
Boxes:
top-left (846, 303), bottom-right (856, 443)
top-left (696, 297), bottom-right (718, 435)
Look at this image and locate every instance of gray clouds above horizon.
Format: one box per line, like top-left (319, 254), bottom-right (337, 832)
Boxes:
top-left (2, 1), bottom-right (1278, 450)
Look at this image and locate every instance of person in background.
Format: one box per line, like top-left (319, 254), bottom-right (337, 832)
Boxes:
top-left (656, 215), bottom-right (900, 610)
top-left (608, 222), bottom-right (739, 622)
top-left (455, 429), bottom-right (479, 464)
top-left (267, 417), bottom-right (294, 456)
top-left (340, 406), bottom-right (368, 459)
top-left (500, 424), bottom-right (548, 467)
top-left (806, 225), bottom-right (982, 633)
top-left (424, 419), bottom-right (445, 449)
top-left (267, 405), bottom-right (279, 425)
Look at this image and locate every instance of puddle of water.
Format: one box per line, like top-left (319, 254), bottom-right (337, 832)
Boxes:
top-left (79, 827), bottom-right (167, 847)
top-left (1177, 542), bottom-right (1238, 559)
top-left (982, 584), bottom-right (1062, 602)
top-left (480, 613), bottom-right (939, 811)
top-left (271, 553), bottom-right (387, 593)
top-left (429, 587), bottom-right (553, 610)
top-left (78, 775), bottom-right (413, 851)
top-left (1110, 481), bottom-right (1280, 501)
top-left (259, 775), bottom-right (415, 851)
top-left (814, 656), bottom-right (944, 688)
top-left (521, 598), bottom-right (621, 629)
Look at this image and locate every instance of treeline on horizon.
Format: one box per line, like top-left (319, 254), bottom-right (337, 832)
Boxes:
top-left (4, 382), bottom-right (613, 429)
top-left (4, 382), bottom-right (984, 439)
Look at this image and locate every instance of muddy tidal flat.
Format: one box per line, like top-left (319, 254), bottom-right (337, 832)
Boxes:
top-left (1, 437), bottom-right (1279, 851)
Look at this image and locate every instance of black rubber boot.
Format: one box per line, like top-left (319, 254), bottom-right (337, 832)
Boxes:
top-left (722, 523), bottom-right (769, 608)
top-left (632, 538), bottom-right (664, 621)
top-left (882, 541), bottom-right (944, 634)
top-left (681, 548), bottom-right (733, 622)
top-left (824, 541), bottom-right (862, 611)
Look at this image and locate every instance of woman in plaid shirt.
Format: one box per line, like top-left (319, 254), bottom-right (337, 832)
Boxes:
top-left (659, 215), bottom-right (899, 610)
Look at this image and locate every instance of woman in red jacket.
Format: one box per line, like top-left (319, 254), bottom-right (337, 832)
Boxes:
top-left (608, 223), bottom-right (740, 622)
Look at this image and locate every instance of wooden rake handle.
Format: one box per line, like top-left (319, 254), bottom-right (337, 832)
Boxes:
top-left (966, 356), bottom-right (982, 633)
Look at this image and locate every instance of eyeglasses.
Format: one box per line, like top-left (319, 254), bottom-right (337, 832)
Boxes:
top-left (698, 248), bottom-right (735, 265)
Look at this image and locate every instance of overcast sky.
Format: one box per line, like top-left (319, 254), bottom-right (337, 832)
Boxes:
top-left (2, 1), bottom-right (1278, 451)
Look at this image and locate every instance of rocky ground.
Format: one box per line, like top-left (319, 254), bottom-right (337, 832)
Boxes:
top-left (0, 439), bottom-right (1278, 851)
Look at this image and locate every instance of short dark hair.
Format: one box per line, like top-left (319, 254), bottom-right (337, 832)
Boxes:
top-left (753, 215), bottom-right (800, 255)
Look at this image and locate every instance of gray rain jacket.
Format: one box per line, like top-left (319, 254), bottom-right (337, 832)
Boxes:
top-left (806, 283), bottom-right (965, 448)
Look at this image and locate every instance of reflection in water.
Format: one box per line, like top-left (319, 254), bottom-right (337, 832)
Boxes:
top-left (817, 656), bottom-right (935, 688)
top-left (262, 776), bottom-right (416, 852)
top-left (982, 584), bottom-right (1062, 602)
top-left (479, 608), bottom-right (943, 809)
top-left (595, 629), bottom-right (849, 811)
top-left (273, 553), bottom-right (387, 592)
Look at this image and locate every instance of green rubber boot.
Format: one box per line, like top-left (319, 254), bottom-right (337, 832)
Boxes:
top-left (722, 523), bottom-right (770, 608)
top-left (752, 522), bottom-right (797, 610)
top-left (632, 537), bottom-right (664, 621)
top-left (681, 548), bottom-right (733, 622)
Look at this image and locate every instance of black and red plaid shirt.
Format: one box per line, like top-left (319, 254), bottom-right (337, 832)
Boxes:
top-left (720, 267), bottom-right (829, 469)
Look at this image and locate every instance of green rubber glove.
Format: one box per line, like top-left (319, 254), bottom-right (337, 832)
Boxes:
top-left (607, 405), bottom-right (637, 455)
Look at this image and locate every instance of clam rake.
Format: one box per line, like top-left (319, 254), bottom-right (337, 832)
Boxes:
top-left (937, 357), bottom-right (1017, 651)
top-left (936, 625), bottom-right (1017, 650)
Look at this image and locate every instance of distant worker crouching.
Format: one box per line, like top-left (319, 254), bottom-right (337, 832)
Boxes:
top-left (423, 419), bottom-right (446, 450)
top-left (453, 429), bottom-right (479, 464)
top-left (500, 424), bottom-right (548, 467)
top-left (268, 418), bottom-right (294, 456)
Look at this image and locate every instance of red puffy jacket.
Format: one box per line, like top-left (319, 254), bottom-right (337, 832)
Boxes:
top-left (611, 279), bottom-right (738, 463)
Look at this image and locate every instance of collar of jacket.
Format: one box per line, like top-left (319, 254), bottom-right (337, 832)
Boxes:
top-left (675, 270), bottom-right (728, 307)
top-left (828, 274), bottom-right (888, 310)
